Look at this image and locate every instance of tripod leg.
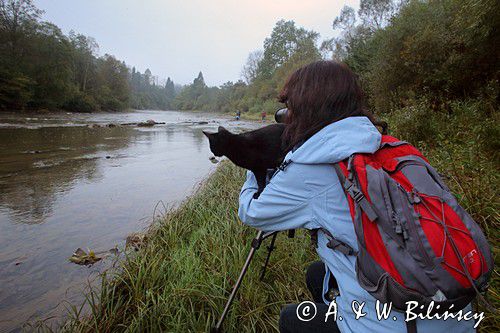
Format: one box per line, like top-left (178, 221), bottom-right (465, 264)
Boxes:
top-left (213, 230), bottom-right (264, 333)
top-left (259, 232), bottom-right (278, 281)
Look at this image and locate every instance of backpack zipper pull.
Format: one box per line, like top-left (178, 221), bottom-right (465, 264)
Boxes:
top-left (393, 214), bottom-right (409, 240)
top-left (409, 189), bottom-right (421, 204)
top-left (402, 228), bottom-right (409, 240)
top-left (392, 212), bottom-right (403, 234)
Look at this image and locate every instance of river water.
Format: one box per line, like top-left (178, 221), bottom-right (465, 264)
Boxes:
top-left (0, 110), bottom-right (259, 332)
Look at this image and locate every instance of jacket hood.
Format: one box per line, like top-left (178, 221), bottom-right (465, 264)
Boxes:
top-left (285, 116), bottom-right (381, 164)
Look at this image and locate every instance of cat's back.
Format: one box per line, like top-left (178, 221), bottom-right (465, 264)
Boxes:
top-left (242, 123), bottom-right (285, 143)
top-left (239, 123), bottom-right (286, 166)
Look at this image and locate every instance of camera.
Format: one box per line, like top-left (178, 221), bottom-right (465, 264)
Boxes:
top-left (275, 108), bottom-right (288, 123)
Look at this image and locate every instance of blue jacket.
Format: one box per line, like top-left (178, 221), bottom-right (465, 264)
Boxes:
top-left (238, 116), bottom-right (475, 332)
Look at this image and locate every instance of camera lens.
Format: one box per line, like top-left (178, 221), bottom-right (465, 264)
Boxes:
top-left (275, 108), bottom-right (288, 123)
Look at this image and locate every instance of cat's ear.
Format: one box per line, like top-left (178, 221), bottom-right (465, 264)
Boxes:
top-left (202, 130), bottom-right (212, 138)
top-left (218, 126), bottom-right (228, 133)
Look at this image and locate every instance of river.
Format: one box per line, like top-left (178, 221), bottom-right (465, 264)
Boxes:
top-left (0, 110), bottom-right (259, 332)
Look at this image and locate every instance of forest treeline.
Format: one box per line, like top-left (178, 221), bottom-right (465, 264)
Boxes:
top-left (0, 0), bottom-right (176, 112)
top-left (175, 0), bottom-right (499, 183)
top-left (2, 0), bottom-right (498, 119)
top-left (174, 0), bottom-right (499, 118)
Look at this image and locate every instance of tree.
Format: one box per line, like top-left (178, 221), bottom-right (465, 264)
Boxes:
top-left (165, 77), bottom-right (175, 99)
top-left (144, 68), bottom-right (152, 86)
top-left (191, 71), bottom-right (207, 101)
top-left (29, 22), bottom-right (73, 108)
top-left (257, 20), bottom-right (320, 78)
top-left (241, 50), bottom-right (263, 84)
top-left (329, 1), bottom-right (405, 61)
top-left (330, 6), bottom-right (357, 60)
top-left (94, 54), bottom-right (130, 110)
top-left (193, 71), bottom-right (205, 88)
top-left (69, 31), bottom-right (98, 93)
top-left (358, 0), bottom-right (400, 30)
top-left (0, 0), bottom-right (177, 112)
top-left (0, 0), bottom-right (42, 57)
top-left (324, 0), bottom-right (499, 112)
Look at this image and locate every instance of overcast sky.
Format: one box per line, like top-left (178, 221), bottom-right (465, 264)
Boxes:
top-left (34, 0), bottom-right (360, 86)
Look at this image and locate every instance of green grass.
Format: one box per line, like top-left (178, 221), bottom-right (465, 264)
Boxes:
top-left (54, 98), bottom-right (498, 332)
top-left (239, 112), bottom-right (265, 121)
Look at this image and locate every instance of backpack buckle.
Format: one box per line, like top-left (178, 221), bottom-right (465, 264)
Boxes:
top-left (352, 189), bottom-right (365, 203)
top-left (278, 160), bottom-right (291, 171)
top-left (346, 183), bottom-right (379, 222)
top-left (345, 182), bottom-right (365, 203)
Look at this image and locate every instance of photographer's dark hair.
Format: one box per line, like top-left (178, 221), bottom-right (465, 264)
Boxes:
top-left (278, 60), bottom-right (384, 150)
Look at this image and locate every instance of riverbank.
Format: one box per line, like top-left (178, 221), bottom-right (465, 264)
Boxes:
top-left (59, 161), bottom-right (314, 332)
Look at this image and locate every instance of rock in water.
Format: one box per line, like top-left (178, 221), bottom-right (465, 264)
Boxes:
top-left (138, 119), bottom-right (159, 127)
top-left (69, 248), bottom-right (102, 266)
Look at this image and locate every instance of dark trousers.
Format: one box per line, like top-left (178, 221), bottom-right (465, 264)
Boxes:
top-left (279, 261), bottom-right (341, 333)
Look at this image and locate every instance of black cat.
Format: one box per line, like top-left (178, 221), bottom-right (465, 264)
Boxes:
top-left (202, 124), bottom-right (286, 197)
top-left (202, 117), bottom-right (387, 198)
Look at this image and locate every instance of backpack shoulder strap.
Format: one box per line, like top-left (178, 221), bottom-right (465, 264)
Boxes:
top-left (333, 162), bottom-right (378, 222)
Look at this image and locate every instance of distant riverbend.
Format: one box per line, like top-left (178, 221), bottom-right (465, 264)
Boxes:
top-left (0, 110), bottom-right (260, 332)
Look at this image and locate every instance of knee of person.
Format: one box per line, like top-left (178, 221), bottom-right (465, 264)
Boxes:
top-left (306, 261), bottom-right (325, 285)
top-left (279, 304), bottom-right (296, 333)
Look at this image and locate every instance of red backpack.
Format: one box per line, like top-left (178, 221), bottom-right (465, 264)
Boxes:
top-left (325, 135), bottom-right (493, 325)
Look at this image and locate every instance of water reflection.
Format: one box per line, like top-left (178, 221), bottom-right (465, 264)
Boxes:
top-left (0, 110), bottom-right (259, 332)
top-left (0, 126), bottom-right (144, 224)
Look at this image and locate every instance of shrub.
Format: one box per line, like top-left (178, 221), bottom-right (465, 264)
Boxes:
top-left (62, 93), bottom-right (98, 113)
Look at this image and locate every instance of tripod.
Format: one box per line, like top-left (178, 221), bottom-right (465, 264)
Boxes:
top-left (212, 229), bottom-right (295, 333)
